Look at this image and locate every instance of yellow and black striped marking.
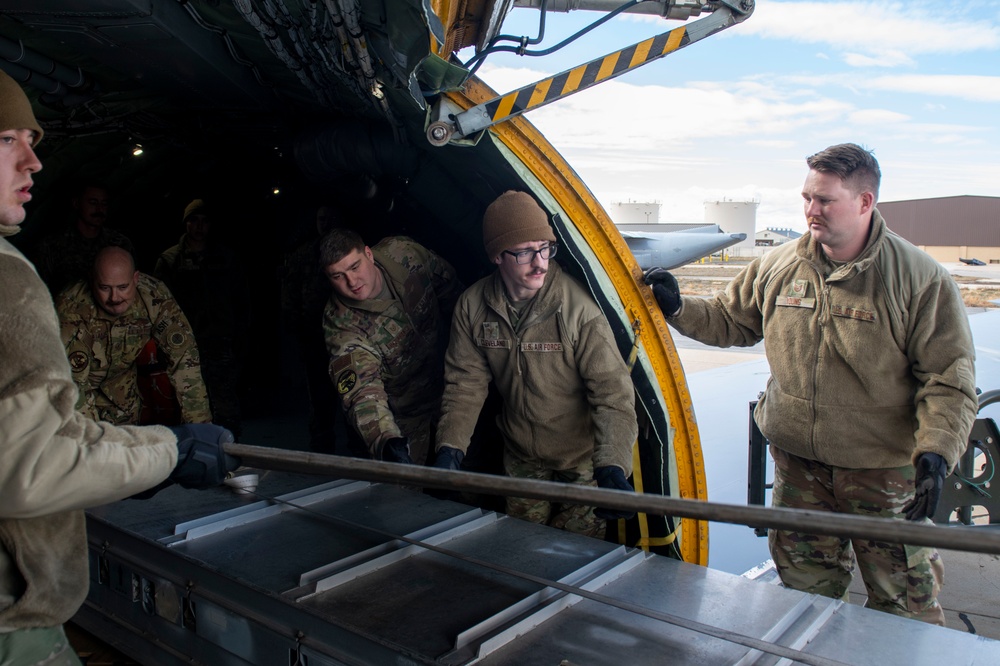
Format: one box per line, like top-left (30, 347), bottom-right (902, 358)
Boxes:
top-left (486, 26), bottom-right (690, 124)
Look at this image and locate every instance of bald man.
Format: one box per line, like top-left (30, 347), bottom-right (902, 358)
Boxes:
top-left (56, 246), bottom-right (212, 425)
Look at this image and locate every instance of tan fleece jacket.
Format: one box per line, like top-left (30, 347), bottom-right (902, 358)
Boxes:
top-left (0, 235), bottom-right (177, 631)
top-left (437, 262), bottom-right (637, 473)
top-left (668, 209), bottom-right (977, 470)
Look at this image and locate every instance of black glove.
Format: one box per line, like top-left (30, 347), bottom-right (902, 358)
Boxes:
top-left (168, 424), bottom-right (241, 489)
top-left (642, 267), bottom-right (682, 317)
top-left (381, 437), bottom-right (413, 464)
top-left (903, 452), bottom-right (947, 521)
top-left (593, 465), bottom-right (636, 520)
top-left (432, 446), bottom-right (465, 471)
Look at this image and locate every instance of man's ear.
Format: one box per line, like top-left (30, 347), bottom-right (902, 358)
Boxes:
top-left (493, 254), bottom-right (502, 266)
top-left (859, 191), bottom-right (875, 215)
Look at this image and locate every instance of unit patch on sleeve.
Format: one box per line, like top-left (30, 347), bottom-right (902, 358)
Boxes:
top-left (68, 350), bottom-right (89, 372)
top-left (337, 369), bottom-right (358, 395)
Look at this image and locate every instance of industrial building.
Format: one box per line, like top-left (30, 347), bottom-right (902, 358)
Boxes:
top-left (879, 195), bottom-right (1000, 264)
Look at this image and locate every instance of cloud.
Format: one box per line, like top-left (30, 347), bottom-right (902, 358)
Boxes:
top-left (479, 64), bottom-right (856, 155)
top-left (741, 1), bottom-right (1000, 59)
top-left (865, 74), bottom-right (1000, 102)
top-left (842, 51), bottom-right (914, 68)
top-left (848, 109), bottom-right (911, 125)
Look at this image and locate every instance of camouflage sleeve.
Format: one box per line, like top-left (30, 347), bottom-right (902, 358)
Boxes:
top-left (55, 288), bottom-right (98, 418)
top-left (148, 285), bottom-right (213, 423)
top-left (325, 318), bottom-right (402, 457)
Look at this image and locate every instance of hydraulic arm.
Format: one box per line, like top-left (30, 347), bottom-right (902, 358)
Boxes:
top-left (427, 0), bottom-right (754, 146)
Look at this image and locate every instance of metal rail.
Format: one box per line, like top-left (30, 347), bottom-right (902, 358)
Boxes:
top-left (226, 444), bottom-right (1000, 555)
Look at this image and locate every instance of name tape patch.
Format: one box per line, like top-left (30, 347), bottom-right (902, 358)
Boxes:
top-left (520, 342), bottom-right (563, 352)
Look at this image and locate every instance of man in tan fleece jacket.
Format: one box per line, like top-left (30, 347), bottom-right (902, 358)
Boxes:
top-left (645, 143), bottom-right (977, 625)
top-left (0, 70), bottom-right (238, 664)
top-left (433, 191), bottom-right (638, 539)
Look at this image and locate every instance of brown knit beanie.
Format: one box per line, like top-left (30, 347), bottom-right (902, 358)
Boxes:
top-left (183, 199), bottom-right (207, 222)
top-left (0, 69), bottom-right (43, 146)
top-left (482, 191), bottom-right (556, 260)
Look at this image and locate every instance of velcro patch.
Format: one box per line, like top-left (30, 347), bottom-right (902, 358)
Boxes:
top-left (520, 342), bottom-right (563, 352)
top-left (831, 305), bottom-right (876, 322)
top-left (775, 296), bottom-right (816, 309)
top-left (68, 351), bottom-right (89, 372)
top-left (337, 369), bottom-right (358, 394)
top-left (477, 338), bottom-right (511, 349)
top-left (332, 354), bottom-right (353, 373)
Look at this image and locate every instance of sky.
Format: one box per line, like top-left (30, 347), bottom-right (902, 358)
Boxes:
top-left (467, 0), bottom-right (1000, 232)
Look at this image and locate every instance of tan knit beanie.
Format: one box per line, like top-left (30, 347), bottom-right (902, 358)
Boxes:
top-left (183, 199), bottom-right (207, 222)
top-left (0, 69), bottom-right (43, 146)
top-left (482, 191), bottom-right (556, 260)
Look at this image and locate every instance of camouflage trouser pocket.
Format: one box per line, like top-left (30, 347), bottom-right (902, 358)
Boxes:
top-left (903, 543), bottom-right (944, 618)
top-left (0, 626), bottom-right (83, 666)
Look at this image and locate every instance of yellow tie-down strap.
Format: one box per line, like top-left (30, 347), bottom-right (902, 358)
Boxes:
top-left (617, 439), bottom-right (681, 550)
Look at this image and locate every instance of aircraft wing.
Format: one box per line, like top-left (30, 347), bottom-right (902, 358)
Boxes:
top-left (620, 230), bottom-right (748, 270)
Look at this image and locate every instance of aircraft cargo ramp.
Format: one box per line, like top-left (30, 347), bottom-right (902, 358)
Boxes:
top-left (76, 473), bottom-right (1000, 666)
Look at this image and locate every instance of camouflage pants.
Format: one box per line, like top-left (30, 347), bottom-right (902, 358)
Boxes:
top-left (0, 625), bottom-right (82, 665)
top-left (503, 453), bottom-right (606, 539)
top-left (769, 445), bottom-right (945, 625)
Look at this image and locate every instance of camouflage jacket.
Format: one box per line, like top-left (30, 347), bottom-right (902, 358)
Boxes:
top-left (33, 225), bottom-right (134, 297)
top-left (323, 237), bottom-right (462, 453)
top-left (436, 262), bottom-right (637, 474)
top-left (56, 274), bottom-right (212, 425)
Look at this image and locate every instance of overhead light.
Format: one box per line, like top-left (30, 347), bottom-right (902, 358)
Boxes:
top-left (131, 144), bottom-right (144, 157)
top-left (272, 187), bottom-right (281, 196)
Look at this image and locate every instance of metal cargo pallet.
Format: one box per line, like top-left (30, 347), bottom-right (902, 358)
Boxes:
top-left (76, 471), bottom-right (1000, 665)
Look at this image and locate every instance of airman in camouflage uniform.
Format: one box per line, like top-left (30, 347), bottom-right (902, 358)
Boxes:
top-left (56, 246), bottom-right (211, 425)
top-left (32, 183), bottom-right (135, 297)
top-left (321, 230), bottom-right (462, 465)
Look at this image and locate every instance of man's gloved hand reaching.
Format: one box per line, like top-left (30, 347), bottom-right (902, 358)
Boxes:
top-left (903, 452), bottom-right (947, 521)
top-left (381, 437), bottom-right (413, 464)
top-left (593, 465), bottom-right (636, 520)
top-left (432, 446), bottom-right (465, 471)
top-left (642, 267), bottom-right (682, 317)
top-left (168, 424), bottom-right (241, 489)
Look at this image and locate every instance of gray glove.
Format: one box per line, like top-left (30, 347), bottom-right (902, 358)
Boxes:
top-left (593, 465), bottom-right (636, 520)
top-left (168, 424), bottom-right (241, 489)
top-left (903, 452), bottom-right (946, 521)
top-left (642, 267), bottom-right (682, 317)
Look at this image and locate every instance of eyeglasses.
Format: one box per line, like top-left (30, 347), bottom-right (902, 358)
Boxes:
top-left (502, 243), bottom-right (558, 264)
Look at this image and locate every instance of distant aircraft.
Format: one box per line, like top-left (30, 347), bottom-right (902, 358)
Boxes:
top-left (619, 225), bottom-right (748, 269)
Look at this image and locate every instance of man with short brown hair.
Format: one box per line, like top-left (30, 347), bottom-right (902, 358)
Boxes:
top-left (644, 143), bottom-right (977, 624)
top-left (320, 228), bottom-right (462, 465)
